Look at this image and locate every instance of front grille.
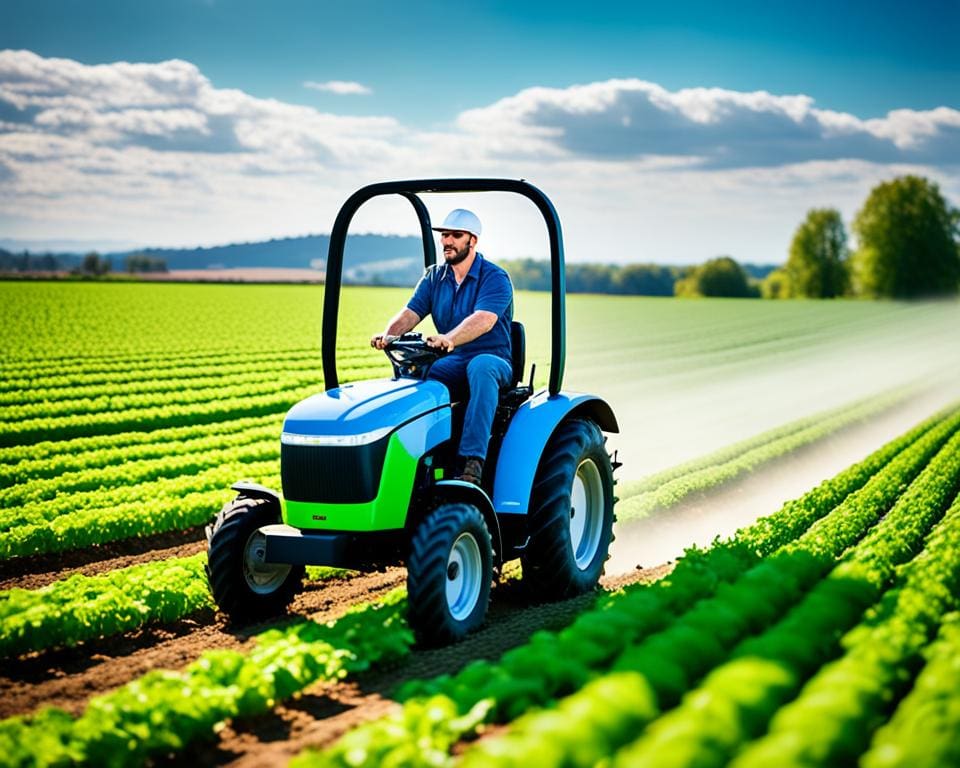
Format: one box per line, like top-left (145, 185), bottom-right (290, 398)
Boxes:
top-left (281, 436), bottom-right (391, 504)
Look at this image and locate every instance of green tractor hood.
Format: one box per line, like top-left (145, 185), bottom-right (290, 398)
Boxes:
top-left (280, 378), bottom-right (451, 530)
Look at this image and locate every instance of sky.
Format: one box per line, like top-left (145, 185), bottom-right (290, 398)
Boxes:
top-left (1, 0), bottom-right (958, 264)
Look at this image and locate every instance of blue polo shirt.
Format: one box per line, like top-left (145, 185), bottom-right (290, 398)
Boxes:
top-left (407, 253), bottom-right (513, 362)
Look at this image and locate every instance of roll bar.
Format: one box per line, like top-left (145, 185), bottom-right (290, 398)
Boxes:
top-left (322, 179), bottom-right (567, 395)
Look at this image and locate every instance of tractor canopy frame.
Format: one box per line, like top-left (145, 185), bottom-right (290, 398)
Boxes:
top-left (321, 178), bottom-right (567, 396)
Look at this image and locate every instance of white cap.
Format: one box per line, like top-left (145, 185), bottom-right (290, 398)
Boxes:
top-left (431, 208), bottom-right (482, 238)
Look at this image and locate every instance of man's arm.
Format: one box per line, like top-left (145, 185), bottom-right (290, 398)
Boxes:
top-left (427, 310), bottom-right (497, 353)
top-left (371, 308), bottom-right (421, 350)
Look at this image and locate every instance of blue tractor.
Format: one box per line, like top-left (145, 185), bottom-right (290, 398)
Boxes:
top-left (206, 179), bottom-right (620, 645)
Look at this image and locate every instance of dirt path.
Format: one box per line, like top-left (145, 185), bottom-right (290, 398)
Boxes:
top-left (0, 568), bottom-right (405, 718)
top-left (0, 527), bottom-right (207, 591)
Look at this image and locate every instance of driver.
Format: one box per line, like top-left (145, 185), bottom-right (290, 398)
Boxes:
top-left (370, 209), bottom-right (514, 486)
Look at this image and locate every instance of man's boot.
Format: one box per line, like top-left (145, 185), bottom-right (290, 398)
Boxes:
top-left (456, 456), bottom-right (484, 486)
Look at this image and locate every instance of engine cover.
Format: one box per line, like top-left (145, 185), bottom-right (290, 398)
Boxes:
top-left (280, 378), bottom-right (450, 523)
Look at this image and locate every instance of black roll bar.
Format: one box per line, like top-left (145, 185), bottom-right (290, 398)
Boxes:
top-left (322, 178), bottom-right (566, 396)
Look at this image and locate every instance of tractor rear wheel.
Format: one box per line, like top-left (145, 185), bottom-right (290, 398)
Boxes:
top-left (407, 503), bottom-right (492, 646)
top-left (521, 418), bottom-right (614, 599)
top-left (205, 495), bottom-right (305, 622)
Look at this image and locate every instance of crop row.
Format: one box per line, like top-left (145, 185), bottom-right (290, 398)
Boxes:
top-left (616, 388), bottom-right (911, 520)
top-left (0, 437), bottom-right (278, 512)
top-left (604, 427), bottom-right (960, 768)
top-left (0, 347), bottom-right (320, 394)
top-left (1, 458), bottom-right (277, 531)
top-left (0, 553), bottom-right (349, 658)
top-left (0, 384), bottom-right (321, 448)
top-left (0, 344), bottom-right (317, 380)
top-left (0, 342), bottom-right (378, 389)
top-left (860, 612), bottom-right (960, 768)
top-left (456, 471), bottom-right (960, 768)
top-left (2, 368), bottom-right (324, 423)
top-left (0, 358), bottom-right (323, 408)
top-left (727, 485), bottom-right (960, 768)
top-left (0, 414), bottom-right (278, 485)
top-left (0, 468), bottom-right (279, 560)
top-left (295, 406), bottom-right (959, 767)
top-left (0, 589), bottom-right (412, 767)
top-left (2, 350), bottom-right (382, 405)
top-left (0, 413), bottom-right (279, 466)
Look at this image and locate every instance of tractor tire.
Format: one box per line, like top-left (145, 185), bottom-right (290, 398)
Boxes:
top-left (407, 503), bottom-right (493, 647)
top-left (521, 418), bottom-right (615, 600)
top-left (205, 495), bottom-right (305, 623)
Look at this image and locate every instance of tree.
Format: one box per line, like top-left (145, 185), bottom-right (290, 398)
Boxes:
top-left (78, 252), bottom-right (111, 276)
top-left (761, 268), bottom-right (792, 299)
top-left (851, 175), bottom-right (960, 298)
top-left (675, 256), bottom-right (757, 298)
top-left (125, 253), bottom-right (168, 273)
top-left (613, 264), bottom-right (675, 296)
top-left (785, 208), bottom-right (849, 297)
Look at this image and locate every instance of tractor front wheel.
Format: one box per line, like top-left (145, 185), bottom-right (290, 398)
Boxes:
top-left (407, 503), bottom-right (493, 646)
top-left (521, 418), bottom-right (615, 599)
top-left (205, 495), bottom-right (305, 622)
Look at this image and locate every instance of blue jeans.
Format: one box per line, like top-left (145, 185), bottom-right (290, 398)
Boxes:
top-left (428, 353), bottom-right (513, 460)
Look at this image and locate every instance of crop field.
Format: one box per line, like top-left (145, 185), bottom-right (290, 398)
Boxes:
top-left (1, 280), bottom-right (959, 766)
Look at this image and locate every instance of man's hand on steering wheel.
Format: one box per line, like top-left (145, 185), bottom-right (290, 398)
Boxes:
top-left (426, 334), bottom-right (455, 353)
top-left (370, 333), bottom-right (396, 350)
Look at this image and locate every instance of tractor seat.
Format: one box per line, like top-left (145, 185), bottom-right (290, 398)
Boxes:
top-left (490, 320), bottom-right (532, 440)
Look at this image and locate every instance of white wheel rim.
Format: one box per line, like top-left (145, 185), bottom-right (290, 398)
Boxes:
top-left (446, 532), bottom-right (483, 621)
top-left (243, 529), bottom-right (292, 594)
top-left (570, 458), bottom-right (605, 570)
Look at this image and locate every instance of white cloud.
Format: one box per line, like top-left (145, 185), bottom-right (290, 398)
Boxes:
top-left (304, 80), bottom-right (373, 96)
top-left (458, 79), bottom-right (960, 168)
top-left (1, 51), bottom-right (957, 263)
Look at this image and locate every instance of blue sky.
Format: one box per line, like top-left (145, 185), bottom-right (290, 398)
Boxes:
top-left (1, 0), bottom-right (958, 263)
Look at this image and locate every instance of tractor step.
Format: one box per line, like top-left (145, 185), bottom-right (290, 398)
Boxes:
top-left (260, 524), bottom-right (355, 567)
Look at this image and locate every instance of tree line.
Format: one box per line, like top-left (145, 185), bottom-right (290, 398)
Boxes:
top-left (766, 175), bottom-right (959, 299)
top-left (0, 251), bottom-right (168, 276)
top-left (508, 175), bottom-right (960, 299)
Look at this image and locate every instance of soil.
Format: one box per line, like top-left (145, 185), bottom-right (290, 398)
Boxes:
top-left (0, 526), bottom-right (208, 591)
top-left (0, 538), bottom-right (672, 766)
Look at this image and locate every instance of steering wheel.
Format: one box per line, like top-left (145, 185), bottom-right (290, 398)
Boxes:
top-left (384, 332), bottom-right (448, 379)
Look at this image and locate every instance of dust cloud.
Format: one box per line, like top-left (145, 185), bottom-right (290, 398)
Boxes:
top-left (606, 383), bottom-right (960, 575)
top-left (571, 301), bottom-right (960, 576)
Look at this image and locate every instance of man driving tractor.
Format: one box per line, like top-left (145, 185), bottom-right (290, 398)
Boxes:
top-left (370, 209), bottom-right (514, 486)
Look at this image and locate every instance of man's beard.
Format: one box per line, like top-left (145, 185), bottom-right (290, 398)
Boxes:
top-left (444, 242), bottom-right (471, 265)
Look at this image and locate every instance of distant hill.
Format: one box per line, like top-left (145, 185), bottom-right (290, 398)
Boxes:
top-left (122, 234), bottom-right (425, 285)
top-left (2, 236), bottom-right (782, 292)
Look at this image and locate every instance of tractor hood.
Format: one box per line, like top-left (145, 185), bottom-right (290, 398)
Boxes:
top-left (281, 377), bottom-right (450, 443)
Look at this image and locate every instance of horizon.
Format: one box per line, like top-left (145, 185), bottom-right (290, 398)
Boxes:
top-left (2, 0), bottom-right (958, 265)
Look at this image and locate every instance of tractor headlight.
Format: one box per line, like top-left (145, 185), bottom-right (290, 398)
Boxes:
top-left (280, 426), bottom-right (393, 447)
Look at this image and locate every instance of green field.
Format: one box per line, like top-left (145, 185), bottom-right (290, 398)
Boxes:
top-left (4, 280), bottom-right (959, 473)
top-left (2, 281), bottom-right (960, 767)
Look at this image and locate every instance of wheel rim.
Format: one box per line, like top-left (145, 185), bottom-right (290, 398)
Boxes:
top-left (570, 458), bottom-right (605, 570)
top-left (242, 529), bottom-right (293, 594)
top-left (446, 532), bottom-right (483, 621)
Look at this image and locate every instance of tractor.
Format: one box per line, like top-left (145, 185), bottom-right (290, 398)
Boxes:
top-left (205, 179), bottom-right (620, 645)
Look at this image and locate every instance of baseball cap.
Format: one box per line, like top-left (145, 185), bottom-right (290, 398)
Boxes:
top-left (431, 209), bottom-right (482, 238)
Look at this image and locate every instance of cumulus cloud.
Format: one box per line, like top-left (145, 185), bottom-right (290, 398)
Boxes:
top-left (304, 80), bottom-right (373, 95)
top-left (458, 79), bottom-right (960, 168)
top-left (1, 51), bottom-right (957, 259)
top-left (0, 50), bottom-right (398, 159)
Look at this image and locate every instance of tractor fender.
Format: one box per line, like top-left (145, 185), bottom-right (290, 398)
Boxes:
top-left (230, 481), bottom-right (282, 505)
top-left (492, 391), bottom-right (618, 516)
top-left (430, 480), bottom-right (503, 564)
